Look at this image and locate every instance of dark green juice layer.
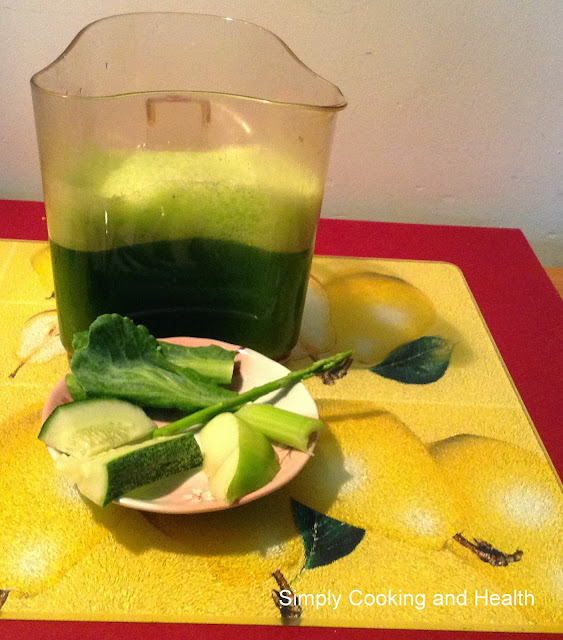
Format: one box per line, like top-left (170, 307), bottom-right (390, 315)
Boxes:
top-left (51, 238), bottom-right (312, 360)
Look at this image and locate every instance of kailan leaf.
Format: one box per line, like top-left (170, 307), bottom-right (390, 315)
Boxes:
top-left (72, 329), bottom-right (90, 352)
top-left (73, 328), bottom-right (236, 385)
top-left (70, 314), bottom-right (235, 412)
top-left (291, 498), bottom-right (365, 573)
top-left (370, 335), bottom-right (454, 384)
top-left (65, 373), bottom-right (88, 401)
top-left (158, 341), bottom-right (236, 384)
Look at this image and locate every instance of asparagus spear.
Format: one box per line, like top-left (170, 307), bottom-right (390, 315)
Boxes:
top-left (154, 350), bottom-right (353, 438)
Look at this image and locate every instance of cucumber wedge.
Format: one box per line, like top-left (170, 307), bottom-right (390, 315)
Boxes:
top-left (56, 431), bottom-right (203, 507)
top-left (39, 398), bottom-right (156, 457)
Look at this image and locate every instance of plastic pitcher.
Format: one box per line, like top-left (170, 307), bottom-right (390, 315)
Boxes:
top-left (31, 13), bottom-right (346, 360)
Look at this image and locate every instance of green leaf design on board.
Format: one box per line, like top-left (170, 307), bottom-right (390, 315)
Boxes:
top-left (291, 499), bottom-right (365, 572)
top-left (370, 335), bottom-right (454, 384)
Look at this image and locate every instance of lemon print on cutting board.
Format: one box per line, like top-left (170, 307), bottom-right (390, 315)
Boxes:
top-left (289, 400), bottom-right (463, 550)
top-left (299, 271), bottom-right (436, 365)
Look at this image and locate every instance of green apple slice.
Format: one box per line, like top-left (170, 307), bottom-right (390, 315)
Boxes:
top-left (199, 412), bottom-right (280, 503)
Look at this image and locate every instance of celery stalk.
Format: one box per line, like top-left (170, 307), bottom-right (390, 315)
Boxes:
top-left (235, 404), bottom-right (323, 451)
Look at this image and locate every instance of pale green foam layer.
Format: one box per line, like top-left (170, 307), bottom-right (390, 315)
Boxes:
top-left (46, 147), bottom-right (323, 253)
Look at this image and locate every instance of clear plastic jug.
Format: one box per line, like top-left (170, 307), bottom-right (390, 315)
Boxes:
top-left (31, 12), bottom-right (346, 360)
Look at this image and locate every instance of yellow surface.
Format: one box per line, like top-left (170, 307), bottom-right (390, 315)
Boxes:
top-left (0, 241), bottom-right (561, 632)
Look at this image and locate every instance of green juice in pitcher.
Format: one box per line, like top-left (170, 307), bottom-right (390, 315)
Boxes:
top-left (47, 147), bottom-right (322, 360)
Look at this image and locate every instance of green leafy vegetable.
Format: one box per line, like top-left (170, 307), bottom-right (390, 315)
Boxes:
top-left (291, 498), bottom-right (365, 572)
top-left (65, 373), bottom-right (88, 401)
top-left (72, 330), bottom-right (90, 352)
top-left (70, 314), bottom-right (235, 412)
top-left (158, 341), bottom-right (236, 384)
top-left (155, 350), bottom-right (353, 438)
top-left (73, 328), bottom-right (236, 385)
top-left (370, 335), bottom-right (454, 384)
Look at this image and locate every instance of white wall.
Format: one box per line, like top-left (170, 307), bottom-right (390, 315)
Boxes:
top-left (1, 0), bottom-right (561, 265)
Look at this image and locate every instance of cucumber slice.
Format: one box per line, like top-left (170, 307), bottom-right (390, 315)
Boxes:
top-left (56, 431), bottom-right (203, 507)
top-left (39, 398), bottom-right (156, 457)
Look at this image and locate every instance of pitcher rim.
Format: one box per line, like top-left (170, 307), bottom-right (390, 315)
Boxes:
top-left (30, 11), bottom-right (348, 112)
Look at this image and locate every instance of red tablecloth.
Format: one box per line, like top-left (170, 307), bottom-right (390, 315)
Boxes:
top-left (1, 199), bottom-right (561, 640)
